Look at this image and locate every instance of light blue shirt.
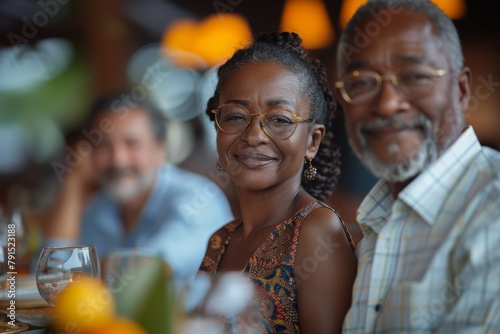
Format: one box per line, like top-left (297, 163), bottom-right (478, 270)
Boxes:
top-left (46, 164), bottom-right (234, 282)
top-left (343, 127), bottom-right (500, 333)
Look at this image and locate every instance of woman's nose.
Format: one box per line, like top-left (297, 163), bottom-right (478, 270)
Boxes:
top-left (241, 116), bottom-right (270, 144)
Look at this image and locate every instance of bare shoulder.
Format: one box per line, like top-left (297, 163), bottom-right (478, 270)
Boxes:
top-left (294, 203), bottom-right (358, 333)
top-left (300, 204), bottom-right (350, 241)
top-left (296, 203), bottom-right (355, 257)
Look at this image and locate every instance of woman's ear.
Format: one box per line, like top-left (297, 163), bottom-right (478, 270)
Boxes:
top-left (306, 124), bottom-right (325, 159)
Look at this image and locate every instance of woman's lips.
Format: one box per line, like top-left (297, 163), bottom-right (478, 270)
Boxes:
top-left (234, 152), bottom-right (275, 168)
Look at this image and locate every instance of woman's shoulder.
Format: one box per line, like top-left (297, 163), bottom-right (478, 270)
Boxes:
top-left (298, 201), bottom-right (356, 252)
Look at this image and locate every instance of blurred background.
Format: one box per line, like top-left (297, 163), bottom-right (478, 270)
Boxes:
top-left (0, 0), bottom-right (499, 243)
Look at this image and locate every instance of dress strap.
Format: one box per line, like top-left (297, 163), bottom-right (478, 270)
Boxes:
top-left (315, 201), bottom-right (357, 252)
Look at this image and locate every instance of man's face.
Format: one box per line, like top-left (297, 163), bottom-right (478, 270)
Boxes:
top-left (337, 10), bottom-right (469, 183)
top-left (92, 107), bottom-right (165, 202)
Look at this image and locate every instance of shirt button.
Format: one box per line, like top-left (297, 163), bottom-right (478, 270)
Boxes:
top-left (375, 304), bottom-right (382, 312)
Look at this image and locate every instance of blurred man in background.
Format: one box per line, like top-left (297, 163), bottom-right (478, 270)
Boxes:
top-left (40, 92), bottom-right (234, 281)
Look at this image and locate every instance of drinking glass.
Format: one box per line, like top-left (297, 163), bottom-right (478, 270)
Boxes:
top-left (35, 245), bottom-right (100, 306)
top-left (104, 248), bottom-right (162, 294)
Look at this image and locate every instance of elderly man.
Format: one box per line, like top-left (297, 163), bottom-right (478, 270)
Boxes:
top-left (42, 93), bottom-right (234, 281)
top-left (335, 0), bottom-right (500, 332)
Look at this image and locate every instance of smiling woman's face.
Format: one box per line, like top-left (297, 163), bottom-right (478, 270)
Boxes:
top-left (216, 61), bottom-right (321, 191)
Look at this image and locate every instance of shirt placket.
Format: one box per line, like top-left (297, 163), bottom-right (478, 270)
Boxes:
top-left (366, 202), bottom-right (407, 331)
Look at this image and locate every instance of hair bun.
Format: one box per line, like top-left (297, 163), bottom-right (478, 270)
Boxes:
top-left (256, 31), bottom-right (303, 48)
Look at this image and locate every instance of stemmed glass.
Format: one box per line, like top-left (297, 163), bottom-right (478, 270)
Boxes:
top-left (35, 245), bottom-right (100, 306)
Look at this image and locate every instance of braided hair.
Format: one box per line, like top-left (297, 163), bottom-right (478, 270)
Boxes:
top-left (206, 31), bottom-right (340, 200)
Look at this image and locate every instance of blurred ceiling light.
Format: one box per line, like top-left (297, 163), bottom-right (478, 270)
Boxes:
top-left (279, 0), bottom-right (334, 49)
top-left (193, 14), bottom-right (252, 67)
top-left (339, 0), bottom-right (368, 28)
top-left (162, 13), bottom-right (252, 68)
top-left (432, 0), bottom-right (466, 19)
top-left (161, 19), bottom-right (206, 68)
top-left (340, 0), bottom-right (466, 27)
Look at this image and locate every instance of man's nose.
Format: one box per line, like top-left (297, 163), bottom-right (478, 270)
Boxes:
top-left (109, 144), bottom-right (129, 167)
top-left (372, 76), bottom-right (408, 117)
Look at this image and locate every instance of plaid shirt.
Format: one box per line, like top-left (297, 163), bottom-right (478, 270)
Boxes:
top-left (343, 127), bottom-right (500, 333)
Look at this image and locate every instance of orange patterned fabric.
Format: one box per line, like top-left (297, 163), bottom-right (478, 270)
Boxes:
top-left (199, 201), bottom-right (355, 333)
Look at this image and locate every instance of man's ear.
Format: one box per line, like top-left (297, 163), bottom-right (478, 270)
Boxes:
top-left (458, 66), bottom-right (472, 113)
top-left (306, 124), bottom-right (325, 159)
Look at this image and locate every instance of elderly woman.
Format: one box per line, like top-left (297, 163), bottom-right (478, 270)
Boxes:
top-left (198, 31), bottom-right (358, 334)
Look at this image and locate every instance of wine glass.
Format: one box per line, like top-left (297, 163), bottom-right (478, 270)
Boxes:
top-left (104, 248), bottom-right (162, 294)
top-left (35, 245), bottom-right (100, 306)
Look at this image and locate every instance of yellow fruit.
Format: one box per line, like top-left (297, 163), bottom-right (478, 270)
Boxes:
top-left (53, 277), bottom-right (116, 332)
top-left (82, 317), bottom-right (147, 334)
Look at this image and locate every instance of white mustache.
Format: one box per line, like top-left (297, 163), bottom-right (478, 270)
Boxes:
top-left (105, 167), bottom-right (139, 179)
top-left (361, 114), bottom-right (429, 132)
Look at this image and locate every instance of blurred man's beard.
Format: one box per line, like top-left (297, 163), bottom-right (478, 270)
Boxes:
top-left (101, 168), bottom-right (155, 203)
top-left (349, 114), bottom-right (438, 183)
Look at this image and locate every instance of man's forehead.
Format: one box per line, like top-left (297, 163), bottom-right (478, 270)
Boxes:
top-left (92, 106), bottom-right (150, 123)
top-left (340, 10), bottom-right (445, 69)
top-left (91, 107), bottom-right (157, 139)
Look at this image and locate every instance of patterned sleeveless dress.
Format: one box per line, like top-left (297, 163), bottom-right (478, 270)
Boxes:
top-left (199, 201), bottom-right (356, 333)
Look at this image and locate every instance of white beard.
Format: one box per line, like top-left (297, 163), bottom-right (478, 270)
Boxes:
top-left (102, 170), bottom-right (155, 203)
top-left (349, 114), bottom-right (438, 183)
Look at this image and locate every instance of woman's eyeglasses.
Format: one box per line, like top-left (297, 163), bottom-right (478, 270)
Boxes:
top-left (212, 103), bottom-right (315, 140)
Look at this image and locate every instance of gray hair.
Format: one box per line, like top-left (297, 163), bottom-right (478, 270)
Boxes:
top-left (336, 0), bottom-right (464, 74)
top-left (87, 92), bottom-right (167, 143)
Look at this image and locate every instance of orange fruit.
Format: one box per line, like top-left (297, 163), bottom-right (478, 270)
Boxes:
top-left (82, 317), bottom-right (147, 334)
top-left (53, 277), bottom-right (116, 332)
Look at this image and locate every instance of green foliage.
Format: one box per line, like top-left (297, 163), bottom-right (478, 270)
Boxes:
top-left (112, 258), bottom-right (175, 334)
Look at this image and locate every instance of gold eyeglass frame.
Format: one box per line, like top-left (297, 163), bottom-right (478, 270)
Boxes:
top-left (211, 103), bottom-right (315, 140)
top-left (335, 67), bottom-right (448, 105)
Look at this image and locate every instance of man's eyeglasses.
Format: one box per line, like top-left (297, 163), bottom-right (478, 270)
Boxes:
top-left (211, 103), bottom-right (315, 140)
top-left (335, 65), bottom-right (448, 105)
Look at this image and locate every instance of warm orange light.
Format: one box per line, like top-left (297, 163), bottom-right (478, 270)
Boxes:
top-left (162, 14), bottom-right (252, 68)
top-left (339, 0), bottom-right (466, 28)
top-left (339, 0), bottom-right (368, 28)
top-left (193, 14), bottom-right (253, 67)
top-left (431, 0), bottom-right (466, 19)
top-left (162, 19), bottom-right (198, 52)
top-left (279, 0), bottom-right (334, 49)
top-left (161, 19), bottom-right (205, 68)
